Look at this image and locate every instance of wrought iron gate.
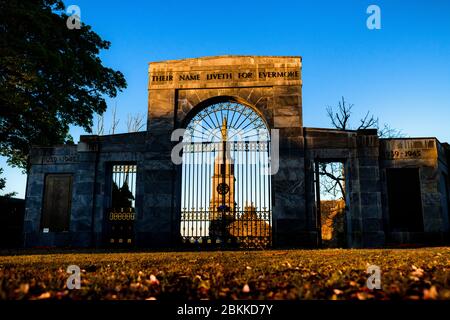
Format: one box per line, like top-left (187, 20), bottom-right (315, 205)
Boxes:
top-left (180, 102), bottom-right (272, 248)
top-left (105, 164), bottom-right (137, 246)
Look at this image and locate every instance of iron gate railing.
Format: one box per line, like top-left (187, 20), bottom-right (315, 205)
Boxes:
top-left (180, 141), bottom-right (272, 248)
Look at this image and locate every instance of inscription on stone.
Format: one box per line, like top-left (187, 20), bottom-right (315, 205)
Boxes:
top-left (382, 139), bottom-right (438, 160)
top-left (206, 72), bottom-right (232, 80)
top-left (151, 75), bottom-right (173, 82)
top-left (384, 150), bottom-right (422, 160)
top-left (258, 71), bottom-right (299, 78)
top-left (179, 74), bottom-right (200, 81)
top-left (43, 154), bottom-right (79, 164)
top-left (150, 69), bottom-right (300, 84)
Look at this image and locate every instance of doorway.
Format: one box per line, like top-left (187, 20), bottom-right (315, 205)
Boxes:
top-left (387, 168), bottom-right (424, 232)
top-left (314, 161), bottom-right (348, 248)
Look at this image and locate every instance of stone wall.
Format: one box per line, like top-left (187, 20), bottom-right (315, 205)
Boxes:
top-left (25, 145), bottom-right (80, 247)
top-left (24, 132), bottom-right (146, 247)
top-left (304, 128), bottom-right (385, 247)
top-left (379, 138), bottom-right (449, 244)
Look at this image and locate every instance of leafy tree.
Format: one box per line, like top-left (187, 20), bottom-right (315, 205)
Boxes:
top-left (0, 0), bottom-right (127, 170)
top-left (0, 168), bottom-right (17, 197)
top-left (0, 169), bottom-right (6, 192)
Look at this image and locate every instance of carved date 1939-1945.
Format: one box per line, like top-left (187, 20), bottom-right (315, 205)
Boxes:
top-left (385, 150), bottom-right (422, 159)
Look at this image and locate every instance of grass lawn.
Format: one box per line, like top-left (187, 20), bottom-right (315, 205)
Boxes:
top-left (0, 247), bottom-right (449, 300)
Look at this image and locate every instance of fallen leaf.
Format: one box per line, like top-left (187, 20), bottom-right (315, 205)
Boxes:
top-left (356, 292), bottom-right (367, 300)
top-left (17, 283), bottom-right (29, 294)
top-left (423, 286), bottom-right (438, 300)
top-left (149, 274), bottom-right (160, 285)
top-left (36, 292), bottom-right (51, 300)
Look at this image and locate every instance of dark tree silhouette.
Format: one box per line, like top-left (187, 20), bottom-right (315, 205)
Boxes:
top-left (112, 181), bottom-right (135, 209)
top-left (326, 97), bottom-right (404, 137)
top-left (0, 0), bottom-right (127, 170)
top-left (0, 168), bottom-right (16, 197)
top-left (326, 97), bottom-right (378, 131)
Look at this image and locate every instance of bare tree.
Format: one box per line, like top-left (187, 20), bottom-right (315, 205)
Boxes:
top-left (319, 97), bottom-right (404, 200)
top-left (326, 96), bottom-right (404, 137)
top-left (378, 123), bottom-right (405, 138)
top-left (319, 162), bottom-right (345, 200)
top-left (358, 111), bottom-right (379, 130)
top-left (109, 103), bottom-right (120, 134)
top-left (92, 104), bottom-right (147, 136)
top-left (126, 112), bottom-right (145, 133)
top-left (92, 113), bottom-right (105, 135)
top-left (326, 96), bottom-right (378, 131)
top-left (326, 97), bottom-right (352, 130)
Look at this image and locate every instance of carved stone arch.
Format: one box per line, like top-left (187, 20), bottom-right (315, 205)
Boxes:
top-left (179, 95), bottom-right (270, 132)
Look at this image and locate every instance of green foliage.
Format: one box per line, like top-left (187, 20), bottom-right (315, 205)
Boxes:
top-left (0, 168), bottom-right (17, 197)
top-left (0, 0), bottom-right (127, 169)
top-left (0, 168), bottom-right (5, 191)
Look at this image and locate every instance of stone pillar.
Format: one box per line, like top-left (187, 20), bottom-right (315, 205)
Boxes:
top-left (346, 149), bottom-right (363, 247)
top-left (140, 88), bottom-right (176, 247)
top-left (356, 130), bottom-right (385, 247)
top-left (271, 86), bottom-right (308, 247)
top-left (23, 149), bottom-right (45, 247)
top-left (71, 140), bottom-right (98, 246)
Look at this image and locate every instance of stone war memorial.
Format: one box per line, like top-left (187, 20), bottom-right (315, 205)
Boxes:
top-left (24, 56), bottom-right (450, 249)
